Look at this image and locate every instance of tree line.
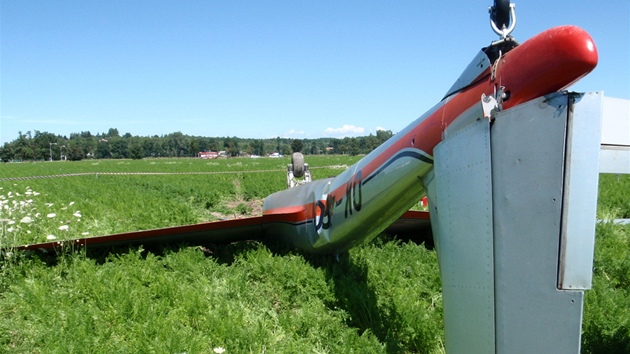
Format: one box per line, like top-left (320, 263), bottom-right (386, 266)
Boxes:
top-left (0, 128), bottom-right (394, 162)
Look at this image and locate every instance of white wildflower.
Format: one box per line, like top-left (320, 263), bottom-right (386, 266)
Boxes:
top-left (81, 232), bottom-right (89, 236)
top-left (7, 220), bottom-right (15, 225)
top-left (213, 348), bottom-right (226, 354)
top-left (69, 201), bottom-right (75, 206)
top-left (7, 227), bottom-right (15, 232)
top-left (45, 203), bottom-right (53, 207)
top-left (58, 225), bottom-right (69, 231)
top-left (20, 216), bottom-right (33, 224)
top-left (73, 211), bottom-right (82, 218)
top-left (47, 235), bottom-right (57, 240)
top-left (47, 213), bottom-right (56, 218)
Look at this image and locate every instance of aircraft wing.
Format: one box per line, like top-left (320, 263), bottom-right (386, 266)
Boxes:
top-left (15, 210), bottom-right (431, 252)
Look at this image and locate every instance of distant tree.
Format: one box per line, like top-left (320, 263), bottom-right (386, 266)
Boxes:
top-left (280, 144), bottom-right (291, 156)
top-left (309, 141), bottom-right (321, 155)
top-left (0, 126), bottom-right (397, 162)
top-left (66, 143), bottom-right (84, 161)
top-left (0, 143), bottom-right (13, 162)
top-left (376, 129), bottom-right (394, 144)
top-left (87, 139), bottom-right (97, 157)
top-left (107, 128), bottom-right (120, 138)
top-left (207, 138), bottom-right (219, 151)
top-left (33, 130), bottom-right (61, 160)
top-left (291, 139), bottom-right (303, 153)
top-left (224, 137), bottom-right (240, 157)
top-left (348, 137), bottom-right (360, 156)
top-left (251, 140), bottom-right (264, 156)
top-left (14, 131), bottom-right (35, 160)
top-left (365, 133), bottom-right (379, 151)
top-left (162, 132), bottom-right (188, 157)
top-left (142, 139), bottom-right (159, 157)
top-left (95, 140), bottom-right (111, 159)
top-left (110, 139), bottom-right (129, 158)
top-left (189, 139), bottom-right (200, 156)
top-left (129, 143), bottom-right (143, 160)
top-left (195, 137), bottom-right (209, 152)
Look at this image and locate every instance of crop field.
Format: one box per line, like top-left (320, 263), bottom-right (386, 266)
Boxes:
top-left (1, 157), bottom-right (628, 353)
top-left (0, 156), bottom-right (361, 245)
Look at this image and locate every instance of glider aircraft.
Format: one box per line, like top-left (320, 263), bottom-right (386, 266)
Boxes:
top-left (13, 1), bottom-right (624, 352)
top-left (16, 0), bottom-right (598, 255)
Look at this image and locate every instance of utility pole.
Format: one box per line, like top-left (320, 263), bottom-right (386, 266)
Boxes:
top-left (49, 143), bottom-right (57, 161)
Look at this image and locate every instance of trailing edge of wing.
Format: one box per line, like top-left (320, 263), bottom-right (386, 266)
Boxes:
top-left (14, 211), bottom-right (431, 253)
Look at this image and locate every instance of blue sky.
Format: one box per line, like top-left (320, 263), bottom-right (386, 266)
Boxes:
top-left (1, 0), bottom-right (628, 144)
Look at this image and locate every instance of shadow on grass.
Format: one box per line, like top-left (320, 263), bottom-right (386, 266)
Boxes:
top-left (210, 234), bottom-right (421, 352)
top-left (15, 236), bottom-right (429, 353)
top-left (308, 252), bottom-right (409, 353)
top-left (318, 253), bottom-right (402, 353)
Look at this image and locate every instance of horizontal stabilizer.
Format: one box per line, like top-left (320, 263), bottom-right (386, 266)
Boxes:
top-left (600, 96), bottom-right (630, 174)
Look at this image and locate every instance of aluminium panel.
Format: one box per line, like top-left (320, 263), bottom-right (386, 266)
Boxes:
top-left (431, 118), bottom-right (495, 354)
top-left (558, 92), bottom-right (602, 289)
top-left (491, 93), bottom-right (584, 354)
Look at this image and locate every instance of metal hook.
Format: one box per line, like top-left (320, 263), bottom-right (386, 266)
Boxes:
top-left (489, 3), bottom-right (517, 39)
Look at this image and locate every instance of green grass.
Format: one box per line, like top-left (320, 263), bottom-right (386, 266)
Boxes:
top-left (598, 173), bottom-right (630, 219)
top-left (582, 173), bottom-right (630, 353)
top-left (0, 159), bottom-right (628, 353)
top-left (0, 241), bottom-right (442, 353)
top-left (0, 155), bottom-right (361, 178)
top-left (0, 157), bottom-right (355, 245)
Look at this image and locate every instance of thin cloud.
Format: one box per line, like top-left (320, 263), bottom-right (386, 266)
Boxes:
top-left (285, 128), bottom-right (305, 137)
top-left (324, 124), bottom-right (365, 136)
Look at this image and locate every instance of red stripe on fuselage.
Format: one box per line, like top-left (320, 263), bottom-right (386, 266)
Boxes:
top-left (263, 204), bottom-right (312, 223)
top-left (264, 26), bottom-right (597, 226)
top-left (341, 26), bottom-right (598, 198)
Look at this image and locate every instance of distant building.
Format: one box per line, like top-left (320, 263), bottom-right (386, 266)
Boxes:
top-left (198, 151), bottom-right (219, 159)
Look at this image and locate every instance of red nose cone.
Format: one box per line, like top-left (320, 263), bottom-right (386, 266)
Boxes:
top-left (542, 25), bottom-right (599, 84)
top-left (500, 26), bottom-right (598, 108)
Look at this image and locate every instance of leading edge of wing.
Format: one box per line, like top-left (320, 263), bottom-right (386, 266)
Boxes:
top-left (16, 216), bottom-right (264, 252)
